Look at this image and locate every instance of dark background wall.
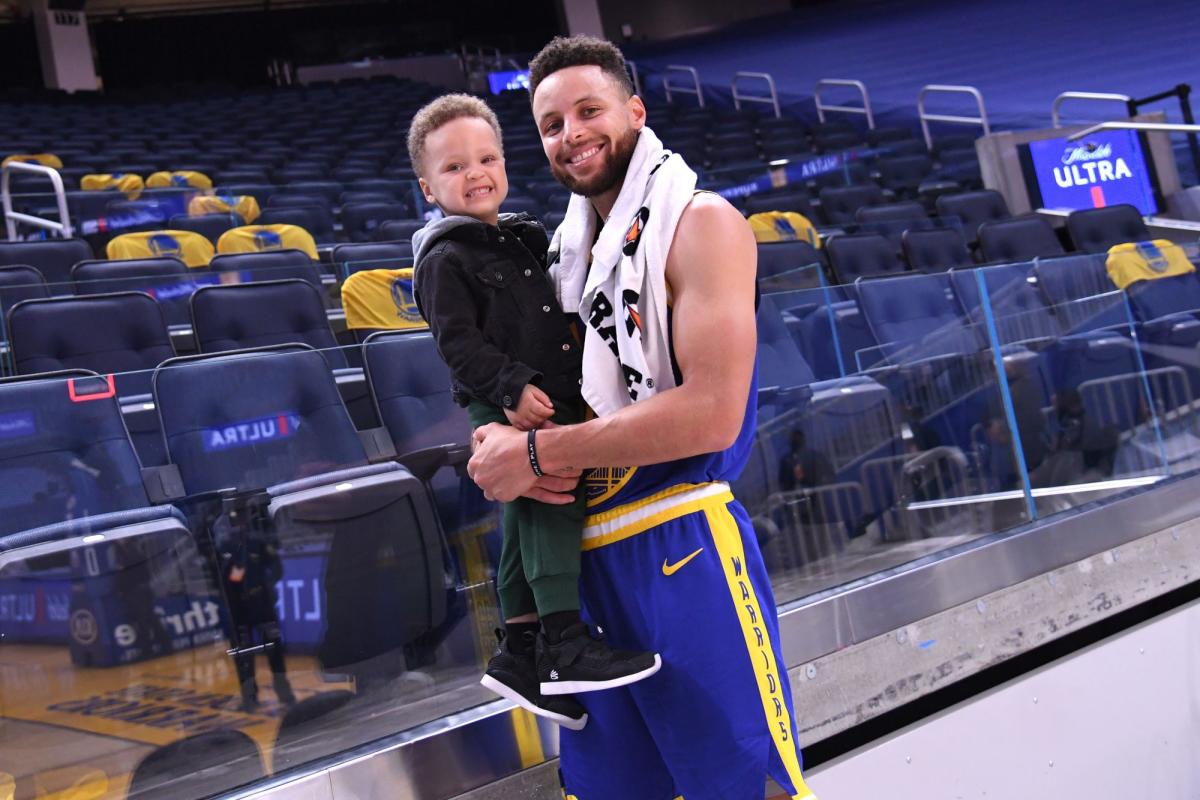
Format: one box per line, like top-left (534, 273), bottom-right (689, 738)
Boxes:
top-left (597, 0), bottom-right (793, 43)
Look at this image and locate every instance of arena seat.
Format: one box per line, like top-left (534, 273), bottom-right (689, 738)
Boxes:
top-left (818, 184), bottom-right (885, 225)
top-left (0, 266), bottom-right (50, 315)
top-left (7, 292), bottom-right (174, 398)
top-left (283, 181), bottom-right (343, 204)
top-left (0, 238), bottom-right (93, 285)
top-left (876, 155), bottom-right (935, 198)
top-left (257, 205), bottom-right (335, 244)
top-left (855, 272), bottom-right (979, 361)
top-left (1033, 253), bottom-right (1131, 333)
top-left (949, 263), bottom-right (1059, 344)
top-left (167, 213), bottom-right (240, 244)
top-left (745, 191), bottom-right (816, 220)
top-left (1066, 204), bottom-right (1151, 254)
top-left (757, 241), bottom-right (823, 280)
top-left (209, 248), bottom-right (322, 288)
top-left (217, 224), bottom-right (319, 260)
top-left (152, 345), bottom-right (447, 680)
top-left (811, 161), bottom-right (872, 191)
top-left (375, 219), bottom-right (425, 242)
top-left (826, 233), bottom-right (906, 283)
top-left (0, 371), bottom-right (186, 540)
top-left (854, 201), bottom-right (928, 225)
top-left (219, 183), bottom-right (278, 207)
top-left (342, 202), bottom-right (409, 242)
top-left (978, 216), bottom-right (1065, 262)
top-left (501, 196), bottom-right (544, 217)
top-left (71, 256), bottom-right (193, 326)
top-left (901, 227), bottom-right (974, 272)
top-left (935, 190), bottom-right (1011, 244)
top-left (331, 241), bottom-right (414, 277)
top-left (340, 190), bottom-right (398, 206)
top-left (107, 230), bottom-right (215, 268)
top-left (268, 192), bottom-right (331, 210)
top-left (189, 279), bottom-right (347, 368)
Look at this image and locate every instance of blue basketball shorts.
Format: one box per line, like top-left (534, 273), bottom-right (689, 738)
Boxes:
top-left (559, 481), bottom-right (817, 800)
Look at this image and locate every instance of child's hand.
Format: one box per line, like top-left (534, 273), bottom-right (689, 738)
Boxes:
top-left (504, 384), bottom-right (555, 431)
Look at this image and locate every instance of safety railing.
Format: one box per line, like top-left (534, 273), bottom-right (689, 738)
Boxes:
top-left (626, 59), bottom-right (644, 98)
top-left (2, 161), bottom-right (72, 240)
top-left (1051, 91), bottom-right (1132, 128)
top-left (1066, 120), bottom-right (1200, 141)
top-left (732, 71), bottom-right (781, 118)
top-left (917, 84), bottom-right (990, 150)
top-left (815, 79), bottom-right (875, 129)
top-left (663, 64), bottom-right (704, 108)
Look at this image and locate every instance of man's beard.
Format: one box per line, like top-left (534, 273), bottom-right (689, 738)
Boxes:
top-left (552, 127), bottom-right (640, 197)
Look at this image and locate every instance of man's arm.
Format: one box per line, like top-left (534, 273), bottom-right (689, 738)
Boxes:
top-left (468, 194), bottom-right (757, 501)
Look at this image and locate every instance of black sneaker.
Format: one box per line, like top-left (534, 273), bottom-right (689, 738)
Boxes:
top-left (538, 623), bottom-right (661, 696)
top-left (479, 629), bottom-right (589, 731)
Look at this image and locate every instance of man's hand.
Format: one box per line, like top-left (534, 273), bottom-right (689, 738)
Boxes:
top-left (469, 422), bottom-right (580, 503)
top-left (504, 384), bottom-right (555, 431)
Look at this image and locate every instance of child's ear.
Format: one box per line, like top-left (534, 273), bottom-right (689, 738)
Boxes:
top-left (417, 177), bottom-right (436, 205)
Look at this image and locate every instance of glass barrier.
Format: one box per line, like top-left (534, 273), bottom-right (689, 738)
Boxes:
top-left (3, 240), bottom-right (1200, 798)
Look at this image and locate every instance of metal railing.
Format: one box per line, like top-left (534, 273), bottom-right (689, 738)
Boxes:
top-left (2, 162), bottom-right (71, 240)
top-left (732, 71), bottom-right (781, 118)
top-left (1051, 92), bottom-right (1132, 128)
top-left (918, 84), bottom-right (990, 150)
top-left (663, 65), bottom-right (704, 108)
top-left (815, 79), bottom-right (874, 129)
top-left (626, 59), bottom-right (644, 98)
top-left (1066, 120), bottom-right (1200, 141)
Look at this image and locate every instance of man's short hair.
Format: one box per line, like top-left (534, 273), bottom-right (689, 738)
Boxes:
top-left (528, 35), bottom-right (634, 99)
top-left (406, 93), bottom-right (503, 177)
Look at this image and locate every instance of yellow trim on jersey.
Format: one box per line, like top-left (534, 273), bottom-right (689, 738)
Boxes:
top-left (704, 503), bottom-right (818, 800)
top-left (584, 465), bottom-right (637, 508)
top-left (581, 482), bottom-right (733, 551)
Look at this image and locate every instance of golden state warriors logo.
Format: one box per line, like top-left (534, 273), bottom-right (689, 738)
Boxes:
top-left (390, 275), bottom-right (423, 324)
top-left (147, 233), bottom-right (181, 257)
top-left (585, 466), bottom-right (635, 506)
top-left (622, 207), bottom-right (649, 257)
top-left (253, 229), bottom-right (283, 251)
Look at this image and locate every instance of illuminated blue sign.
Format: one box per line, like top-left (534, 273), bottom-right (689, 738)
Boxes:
top-left (488, 70), bottom-right (530, 95)
top-left (1025, 129), bottom-right (1158, 215)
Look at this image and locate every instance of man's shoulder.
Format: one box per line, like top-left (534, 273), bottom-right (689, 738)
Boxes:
top-left (667, 192), bottom-right (755, 273)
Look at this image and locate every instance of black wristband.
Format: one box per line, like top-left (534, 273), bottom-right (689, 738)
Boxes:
top-left (527, 429), bottom-right (545, 478)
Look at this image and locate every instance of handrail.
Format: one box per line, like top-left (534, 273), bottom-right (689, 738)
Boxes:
top-left (732, 71), bottom-right (781, 118)
top-left (2, 162), bottom-right (71, 240)
top-left (626, 59), bottom-right (644, 98)
top-left (663, 65), bottom-right (704, 108)
top-left (1066, 120), bottom-right (1200, 141)
top-left (1051, 92), bottom-right (1132, 128)
top-left (814, 79), bottom-right (874, 129)
top-left (917, 84), bottom-right (990, 150)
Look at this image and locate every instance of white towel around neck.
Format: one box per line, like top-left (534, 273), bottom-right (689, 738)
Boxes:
top-left (548, 126), bottom-right (697, 418)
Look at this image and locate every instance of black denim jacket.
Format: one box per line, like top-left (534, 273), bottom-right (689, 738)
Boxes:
top-left (412, 214), bottom-right (582, 410)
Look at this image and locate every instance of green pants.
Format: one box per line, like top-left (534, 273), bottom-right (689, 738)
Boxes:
top-left (468, 398), bottom-right (586, 620)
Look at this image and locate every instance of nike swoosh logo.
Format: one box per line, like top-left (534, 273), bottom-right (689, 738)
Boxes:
top-left (662, 547), bottom-right (704, 576)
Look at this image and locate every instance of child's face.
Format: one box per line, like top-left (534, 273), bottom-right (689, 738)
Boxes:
top-left (418, 116), bottom-right (509, 225)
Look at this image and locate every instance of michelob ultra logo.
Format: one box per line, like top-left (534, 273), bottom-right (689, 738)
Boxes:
top-left (203, 412), bottom-right (301, 452)
top-left (1053, 140), bottom-right (1133, 188)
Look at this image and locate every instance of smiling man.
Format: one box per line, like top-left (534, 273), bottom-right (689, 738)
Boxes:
top-left (466, 35), bottom-right (816, 800)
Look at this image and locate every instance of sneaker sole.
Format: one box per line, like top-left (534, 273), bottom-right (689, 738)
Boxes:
top-left (540, 653), bottom-right (662, 696)
top-left (479, 674), bottom-right (588, 731)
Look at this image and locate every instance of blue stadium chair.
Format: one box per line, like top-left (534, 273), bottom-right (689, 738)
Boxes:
top-left (283, 181), bottom-right (343, 204)
top-left (855, 201), bottom-right (928, 226)
top-left (0, 266), bottom-right (50, 319)
top-left (1125, 273), bottom-right (1200, 324)
top-left (745, 191), bottom-right (816, 220)
top-left (876, 155), bottom-right (935, 198)
top-left (268, 193), bottom-right (331, 210)
top-left (810, 161), bottom-right (872, 191)
top-left (346, 179), bottom-right (413, 205)
top-left (71, 257), bottom-right (194, 326)
top-left (818, 184), bottom-right (885, 225)
top-left (257, 206), bottom-right (335, 245)
top-left (217, 169), bottom-right (272, 185)
top-left (935, 190), bottom-right (1011, 244)
top-left (340, 191), bottom-right (397, 206)
top-left (901, 227), bottom-right (974, 272)
top-left (855, 272), bottom-right (979, 361)
top-left (757, 241), bottom-right (824, 281)
top-left (331, 241), bottom-right (413, 277)
top-left (0, 238), bottom-right (93, 286)
top-left (1066, 204), bottom-right (1151, 254)
top-left (7, 292), bottom-right (174, 398)
top-left (375, 219), bottom-right (425, 242)
top-left (978, 216), bottom-right (1065, 263)
top-left (342, 202), bottom-right (409, 243)
top-left (209, 248), bottom-right (323, 288)
top-left (1033, 253), bottom-right (1132, 334)
top-left (168, 213), bottom-right (240, 244)
top-left (813, 131), bottom-right (864, 154)
top-left (152, 345), bottom-right (447, 682)
top-left (930, 135), bottom-right (977, 155)
top-left (219, 183), bottom-right (278, 207)
top-left (189, 280), bottom-right (347, 369)
top-left (500, 196), bottom-right (543, 217)
top-left (949, 263), bottom-right (1059, 345)
top-left (543, 211), bottom-right (567, 232)
top-left (866, 128), bottom-right (915, 146)
top-left (826, 233), bottom-right (906, 283)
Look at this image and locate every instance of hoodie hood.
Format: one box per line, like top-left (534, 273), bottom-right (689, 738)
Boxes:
top-left (411, 213), bottom-right (538, 275)
top-left (411, 214), bottom-right (480, 273)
